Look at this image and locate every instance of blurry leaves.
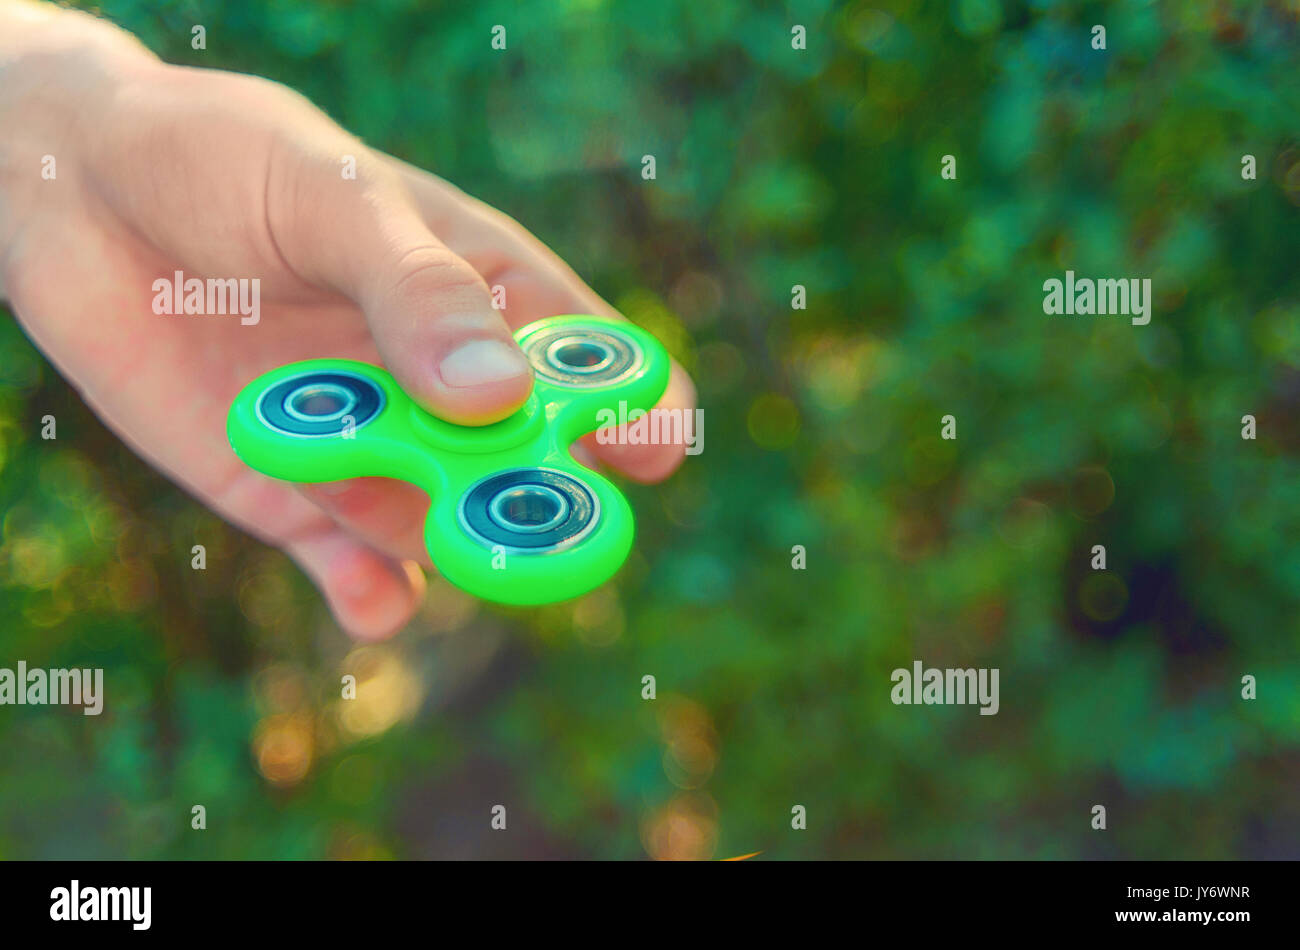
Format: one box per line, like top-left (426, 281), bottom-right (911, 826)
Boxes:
top-left (0, 0), bottom-right (1296, 859)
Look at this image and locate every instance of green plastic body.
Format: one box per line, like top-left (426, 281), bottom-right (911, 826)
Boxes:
top-left (226, 315), bottom-right (671, 605)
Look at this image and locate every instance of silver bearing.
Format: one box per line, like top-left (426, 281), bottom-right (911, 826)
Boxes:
top-left (523, 325), bottom-right (643, 388)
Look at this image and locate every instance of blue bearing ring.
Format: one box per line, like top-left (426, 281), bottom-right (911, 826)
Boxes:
top-left (458, 467), bottom-right (599, 553)
top-left (256, 371), bottom-right (385, 438)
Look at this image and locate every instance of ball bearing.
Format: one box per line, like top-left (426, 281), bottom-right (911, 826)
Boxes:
top-left (458, 468), bottom-right (599, 553)
top-left (523, 325), bottom-right (643, 388)
top-left (256, 371), bottom-right (385, 438)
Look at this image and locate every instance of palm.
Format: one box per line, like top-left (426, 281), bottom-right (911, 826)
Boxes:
top-left (14, 205), bottom-right (388, 554)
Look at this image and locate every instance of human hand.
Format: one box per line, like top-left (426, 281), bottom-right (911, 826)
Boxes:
top-left (0, 2), bottom-right (695, 640)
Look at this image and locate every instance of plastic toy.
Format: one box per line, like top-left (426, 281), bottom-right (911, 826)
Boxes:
top-left (226, 315), bottom-right (670, 605)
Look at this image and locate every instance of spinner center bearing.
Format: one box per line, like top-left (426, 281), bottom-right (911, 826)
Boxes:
top-left (458, 468), bottom-right (599, 553)
top-left (523, 326), bottom-right (644, 387)
top-left (256, 371), bottom-right (385, 438)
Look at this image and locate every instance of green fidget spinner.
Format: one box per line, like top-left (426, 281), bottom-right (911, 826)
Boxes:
top-left (227, 315), bottom-right (671, 606)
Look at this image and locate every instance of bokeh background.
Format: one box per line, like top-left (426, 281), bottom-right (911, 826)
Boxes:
top-left (2, 0), bottom-right (1299, 859)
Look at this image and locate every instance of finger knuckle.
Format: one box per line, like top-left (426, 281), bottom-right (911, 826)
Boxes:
top-left (384, 245), bottom-right (485, 302)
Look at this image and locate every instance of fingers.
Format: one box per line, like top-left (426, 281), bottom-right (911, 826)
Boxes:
top-left (285, 530), bottom-right (426, 642)
top-left (89, 70), bottom-right (535, 425)
top-left (383, 158), bottom-right (700, 482)
top-left (379, 154), bottom-right (618, 328)
top-left (207, 469), bottom-right (424, 641)
top-left (267, 133), bottom-right (699, 476)
top-left (268, 149), bottom-right (534, 425)
top-left (577, 363), bottom-right (698, 483)
top-left (296, 477), bottom-right (433, 567)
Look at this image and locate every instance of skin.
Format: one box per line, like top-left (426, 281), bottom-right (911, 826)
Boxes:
top-left (0, 1), bottom-right (695, 640)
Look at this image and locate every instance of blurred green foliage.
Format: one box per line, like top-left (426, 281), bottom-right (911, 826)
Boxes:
top-left (2, 0), bottom-right (1298, 859)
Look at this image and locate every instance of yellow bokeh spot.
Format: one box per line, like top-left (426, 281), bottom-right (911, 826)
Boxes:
top-left (642, 793), bottom-right (719, 861)
top-left (336, 646), bottom-right (423, 739)
top-left (253, 713), bottom-right (314, 787)
top-left (615, 288), bottom-right (694, 370)
top-left (572, 587), bottom-right (625, 647)
top-left (657, 696), bottom-right (718, 789)
top-left (5, 532), bottom-right (68, 588)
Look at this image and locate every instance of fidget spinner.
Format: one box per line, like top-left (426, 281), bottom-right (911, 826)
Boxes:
top-left (226, 315), bottom-right (671, 605)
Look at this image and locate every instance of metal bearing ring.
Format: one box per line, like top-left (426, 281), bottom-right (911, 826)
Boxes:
top-left (256, 371), bottom-right (385, 438)
top-left (522, 325), bottom-right (643, 388)
top-left (458, 467), bottom-right (599, 553)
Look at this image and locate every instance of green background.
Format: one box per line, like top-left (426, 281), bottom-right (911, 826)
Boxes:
top-left (1, 0), bottom-right (1298, 859)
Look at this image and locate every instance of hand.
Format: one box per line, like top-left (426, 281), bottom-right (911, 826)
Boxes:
top-left (0, 3), bottom-right (695, 640)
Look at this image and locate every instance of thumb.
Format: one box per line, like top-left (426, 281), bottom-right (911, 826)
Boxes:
top-left (283, 160), bottom-right (533, 425)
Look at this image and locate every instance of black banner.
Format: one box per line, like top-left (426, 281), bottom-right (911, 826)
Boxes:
top-left (0, 859), bottom-right (1286, 937)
